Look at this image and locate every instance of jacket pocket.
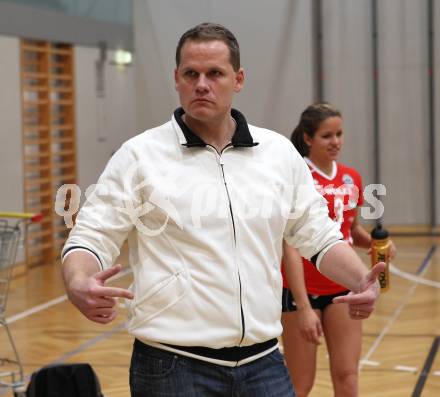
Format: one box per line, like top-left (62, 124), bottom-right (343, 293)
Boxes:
top-left (129, 271), bottom-right (188, 330)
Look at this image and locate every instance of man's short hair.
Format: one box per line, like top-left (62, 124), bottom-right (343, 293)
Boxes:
top-left (176, 22), bottom-right (240, 71)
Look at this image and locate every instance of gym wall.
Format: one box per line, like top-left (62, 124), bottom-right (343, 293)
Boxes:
top-left (0, 35), bottom-right (136, 208)
top-left (133, 0), bottom-right (440, 227)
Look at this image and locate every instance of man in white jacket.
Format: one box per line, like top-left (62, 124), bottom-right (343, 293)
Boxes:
top-left (62, 23), bottom-right (384, 397)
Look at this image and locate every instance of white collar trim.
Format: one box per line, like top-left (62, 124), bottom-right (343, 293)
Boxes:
top-left (304, 157), bottom-right (337, 180)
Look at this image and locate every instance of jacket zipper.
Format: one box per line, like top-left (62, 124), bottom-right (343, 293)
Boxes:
top-left (208, 144), bottom-right (246, 346)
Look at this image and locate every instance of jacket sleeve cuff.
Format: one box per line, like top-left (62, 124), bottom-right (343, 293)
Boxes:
top-left (61, 246), bottom-right (103, 270)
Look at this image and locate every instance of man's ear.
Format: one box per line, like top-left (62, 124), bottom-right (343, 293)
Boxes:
top-left (234, 68), bottom-right (245, 93)
top-left (174, 69), bottom-right (179, 91)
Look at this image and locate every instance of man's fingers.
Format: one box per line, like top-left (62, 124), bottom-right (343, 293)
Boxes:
top-left (94, 296), bottom-right (118, 308)
top-left (332, 290), bottom-right (374, 305)
top-left (349, 307), bottom-right (372, 320)
top-left (367, 262), bottom-right (386, 284)
top-left (91, 265), bottom-right (134, 299)
top-left (89, 310), bottom-right (117, 324)
top-left (95, 264), bottom-right (122, 283)
top-left (91, 307), bottom-right (116, 317)
top-left (333, 264), bottom-right (384, 306)
top-left (333, 294), bottom-right (372, 306)
top-left (333, 291), bottom-right (353, 304)
top-left (332, 263), bottom-right (384, 319)
top-left (97, 286), bottom-right (134, 299)
top-left (332, 295), bottom-right (345, 304)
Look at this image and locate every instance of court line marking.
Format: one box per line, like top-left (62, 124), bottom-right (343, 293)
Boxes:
top-left (412, 336), bottom-right (440, 397)
top-left (51, 321), bottom-right (128, 364)
top-left (6, 295), bottom-right (67, 325)
top-left (389, 246), bottom-right (439, 288)
top-left (359, 359), bottom-right (380, 367)
top-left (359, 245), bottom-right (436, 371)
top-left (5, 266), bottom-right (132, 324)
top-left (416, 246), bottom-right (437, 274)
top-left (394, 365), bottom-right (418, 373)
top-left (390, 263), bottom-right (440, 288)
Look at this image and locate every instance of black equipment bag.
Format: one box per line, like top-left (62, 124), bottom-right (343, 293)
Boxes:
top-left (26, 363), bottom-right (104, 397)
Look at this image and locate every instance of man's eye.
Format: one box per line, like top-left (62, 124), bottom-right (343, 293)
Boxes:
top-left (209, 70), bottom-right (221, 77)
top-left (185, 70), bottom-right (197, 77)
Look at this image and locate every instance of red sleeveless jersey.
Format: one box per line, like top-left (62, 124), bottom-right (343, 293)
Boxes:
top-left (282, 159), bottom-right (363, 295)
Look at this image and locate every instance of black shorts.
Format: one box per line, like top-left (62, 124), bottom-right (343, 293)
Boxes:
top-left (281, 288), bottom-right (350, 312)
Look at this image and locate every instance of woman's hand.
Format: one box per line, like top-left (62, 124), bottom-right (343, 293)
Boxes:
top-left (297, 306), bottom-right (323, 344)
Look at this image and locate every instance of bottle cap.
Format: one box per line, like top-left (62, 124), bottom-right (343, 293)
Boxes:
top-left (371, 223), bottom-right (389, 239)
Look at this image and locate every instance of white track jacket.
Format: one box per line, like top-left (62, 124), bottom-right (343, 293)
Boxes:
top-left (62, 108), bottom-right (342, 361)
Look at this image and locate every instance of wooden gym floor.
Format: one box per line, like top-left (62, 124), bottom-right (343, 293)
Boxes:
top-left (0, 234), bottom-right (439, 396)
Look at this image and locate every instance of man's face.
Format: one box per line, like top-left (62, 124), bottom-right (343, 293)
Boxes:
top-left (175, 40), bottom-right (244, 124)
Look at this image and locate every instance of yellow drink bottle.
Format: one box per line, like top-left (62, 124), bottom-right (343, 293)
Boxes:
top-left (370, 223), bottom-right (390, 292)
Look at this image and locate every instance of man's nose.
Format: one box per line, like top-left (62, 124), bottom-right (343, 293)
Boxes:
top-left (195, 75), bottom-right (209, 93)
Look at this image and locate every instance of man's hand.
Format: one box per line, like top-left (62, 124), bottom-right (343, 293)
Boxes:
top-left (66, 264), bottom-right (134, 324)
top-left (332, 262), bottom-right (386, 320)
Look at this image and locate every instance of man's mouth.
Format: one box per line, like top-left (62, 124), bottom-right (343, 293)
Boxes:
top-left (192, 98), bottom-right (213, 104)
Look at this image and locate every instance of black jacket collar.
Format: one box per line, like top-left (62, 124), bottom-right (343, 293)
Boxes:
top-left (174, 107), bottom-right (259, 148)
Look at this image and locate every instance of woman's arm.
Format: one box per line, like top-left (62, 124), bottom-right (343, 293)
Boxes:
top-left (351, 210), bottom-right (371, 249)
top-left (283, 240), bottom-right (322, 344)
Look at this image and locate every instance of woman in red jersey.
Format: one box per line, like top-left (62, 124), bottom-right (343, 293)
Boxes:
top-left (281, 103), bottom-right (396, 397)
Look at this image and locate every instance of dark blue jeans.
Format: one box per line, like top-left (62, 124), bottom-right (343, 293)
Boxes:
top-left (130, 341), bottom-right (296, 396)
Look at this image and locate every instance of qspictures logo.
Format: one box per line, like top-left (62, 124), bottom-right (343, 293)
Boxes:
top-left (54, 160), bottom-right (387, 235)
